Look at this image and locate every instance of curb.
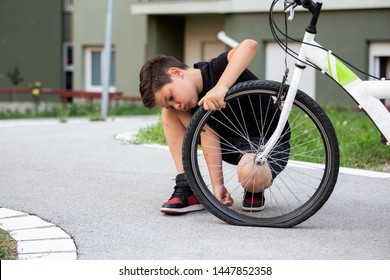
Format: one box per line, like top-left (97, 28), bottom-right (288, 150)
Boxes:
top-left (0, 208), bottom-right (77, 260)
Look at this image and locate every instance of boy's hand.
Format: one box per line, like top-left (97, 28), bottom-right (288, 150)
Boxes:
top-left (214, 185), bottom-right (234, 207)
top-left (198, 84), bottom-right (228, 110)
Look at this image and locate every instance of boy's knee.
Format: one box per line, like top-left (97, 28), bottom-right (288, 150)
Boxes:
top-left (238, 154), bottom-right (272, 192)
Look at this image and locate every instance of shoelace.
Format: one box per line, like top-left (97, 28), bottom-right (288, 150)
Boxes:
top-left (170, 185), bottom-right (192, 199)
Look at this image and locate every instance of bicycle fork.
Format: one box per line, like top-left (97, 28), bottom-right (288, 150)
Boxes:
top-left (255, 32), bottom-right (315, 165)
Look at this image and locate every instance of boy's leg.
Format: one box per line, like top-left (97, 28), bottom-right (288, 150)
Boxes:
top-left (237, 153), bottom-right (272, 212)
top-left (161, 108), bottom-right (192, 173)
top-left (236, 140), bottom-right (290, 211)
top-left (237, 153), bottom-right (273, 193)
top-left (160, 108), bottom-right (204, 214)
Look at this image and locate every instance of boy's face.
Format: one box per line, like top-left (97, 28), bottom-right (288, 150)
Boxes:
top-left (154, 68), bottom-right (199, 111)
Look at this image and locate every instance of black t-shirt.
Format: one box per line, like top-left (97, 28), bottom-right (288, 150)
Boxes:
top-left (192, 51), bottom-right (288, 143)
top-left (194, 51), bottom-right (258, 103)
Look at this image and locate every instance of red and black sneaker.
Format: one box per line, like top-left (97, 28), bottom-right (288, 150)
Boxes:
top-left (242, 191), bottom-right (265, 212)
top-left (160, 174), bottom-right (204, 215)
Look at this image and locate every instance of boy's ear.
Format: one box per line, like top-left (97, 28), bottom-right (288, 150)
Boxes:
top-left (167, 67), bottom-right (183, 78)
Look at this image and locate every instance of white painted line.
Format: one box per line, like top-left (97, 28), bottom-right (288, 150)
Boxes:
top-left (288, 160), bottom-right (390, 179)
top-left (339, 166), bottom-right (390, 179)
top-left (138, 143), bottom-right (390, 179)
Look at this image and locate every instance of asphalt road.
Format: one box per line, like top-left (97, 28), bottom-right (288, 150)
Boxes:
top-left (0, 116), bottom-right (389, 260)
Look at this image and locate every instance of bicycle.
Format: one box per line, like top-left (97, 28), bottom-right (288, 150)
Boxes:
top-left (182, 0), bottom-right (390, 227)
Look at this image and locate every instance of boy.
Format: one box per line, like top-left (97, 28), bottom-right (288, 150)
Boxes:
top-left (139, 39), bottom-right (289, 214)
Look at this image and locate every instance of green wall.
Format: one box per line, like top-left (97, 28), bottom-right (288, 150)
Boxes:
top-left (0, 0), bottom-right (62, 95)
top-left (314, 9), bottom-right (390, 105)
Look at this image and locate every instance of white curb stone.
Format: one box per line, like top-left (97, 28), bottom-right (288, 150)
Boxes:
top-left (0, 208), bottom-right (77, 260)
top-left (0, 216), bottom-right (54, 231)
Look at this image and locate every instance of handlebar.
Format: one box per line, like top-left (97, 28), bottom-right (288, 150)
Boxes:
top-left (283, 0), bottom-right (323, 33)
top-left (301, 0), bottom-right (321, 15)
top-left (284, 0), bottom-right (320, 13)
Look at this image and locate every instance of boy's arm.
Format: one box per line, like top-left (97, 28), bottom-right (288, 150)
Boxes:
top-left (201, 125), bottom-right (234, 206)
top-left (198, 39), bottom-right (259, 111)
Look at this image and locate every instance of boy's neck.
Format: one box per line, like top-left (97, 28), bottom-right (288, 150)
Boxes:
top-left (185, 68), bottom-right (203, 94)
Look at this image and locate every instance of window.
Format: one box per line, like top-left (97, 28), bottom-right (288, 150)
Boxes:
top-left (85, 48), bottom-right (116, 92)
top-left (63, 42), bottom-right (73, 89)
top-left (64, 43), bottom-right (73, 71)
top-left (369, 42), bottom-right (390, 105)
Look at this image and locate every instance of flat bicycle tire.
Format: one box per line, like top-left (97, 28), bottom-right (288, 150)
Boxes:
top-left (182, 80), bottom-right (340, 227)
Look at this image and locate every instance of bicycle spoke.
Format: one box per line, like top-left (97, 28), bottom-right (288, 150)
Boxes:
top-left (184, 81), bottom-right (339, 227)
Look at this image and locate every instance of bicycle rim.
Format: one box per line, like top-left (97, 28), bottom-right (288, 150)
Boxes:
top-left (183, 80), bottom-right (339, 227)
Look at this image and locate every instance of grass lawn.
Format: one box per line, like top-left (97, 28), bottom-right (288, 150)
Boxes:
top-left (0, 101), bottom-right (161, 121)
top-left (0, 229), bottom-right (17, 260)
top-left (326, 107), bottom-right (390, 170)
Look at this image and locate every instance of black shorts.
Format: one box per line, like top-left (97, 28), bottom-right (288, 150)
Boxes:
top-left (220, 136), bottom-right (290, 179)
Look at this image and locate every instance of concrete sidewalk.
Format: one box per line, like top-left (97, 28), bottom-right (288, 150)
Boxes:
top-left (0, 116), bottom-right (159, 260)
top-left (0, 116), bottom-right (389, 260)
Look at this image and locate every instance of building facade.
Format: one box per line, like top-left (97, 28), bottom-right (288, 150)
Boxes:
top-left (72, 0), bottom-right (147, 96)
top-left (131, 0), bottom-right (390, 105)
top-left (0, 0), bottom-right (147, 102)
top-left (0, 0), bottom-right (63, 100)
top-left (1, 0), bottom-right (389, 106)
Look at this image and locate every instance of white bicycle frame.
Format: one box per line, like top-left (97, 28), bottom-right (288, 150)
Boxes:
top-left (256, 15), bottom-right (390, 164)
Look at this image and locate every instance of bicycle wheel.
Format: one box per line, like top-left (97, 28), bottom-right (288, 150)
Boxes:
top-left (183, 80), bottom-right (339, 227)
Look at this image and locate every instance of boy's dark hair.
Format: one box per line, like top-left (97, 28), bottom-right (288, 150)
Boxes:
top-left (139, 55), bottom-right (189, 109)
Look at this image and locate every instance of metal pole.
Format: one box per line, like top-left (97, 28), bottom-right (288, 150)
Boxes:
top-left (217, 31), bottom-right (239, 48)
top-left (101, 0), bottom-right (113, 119)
